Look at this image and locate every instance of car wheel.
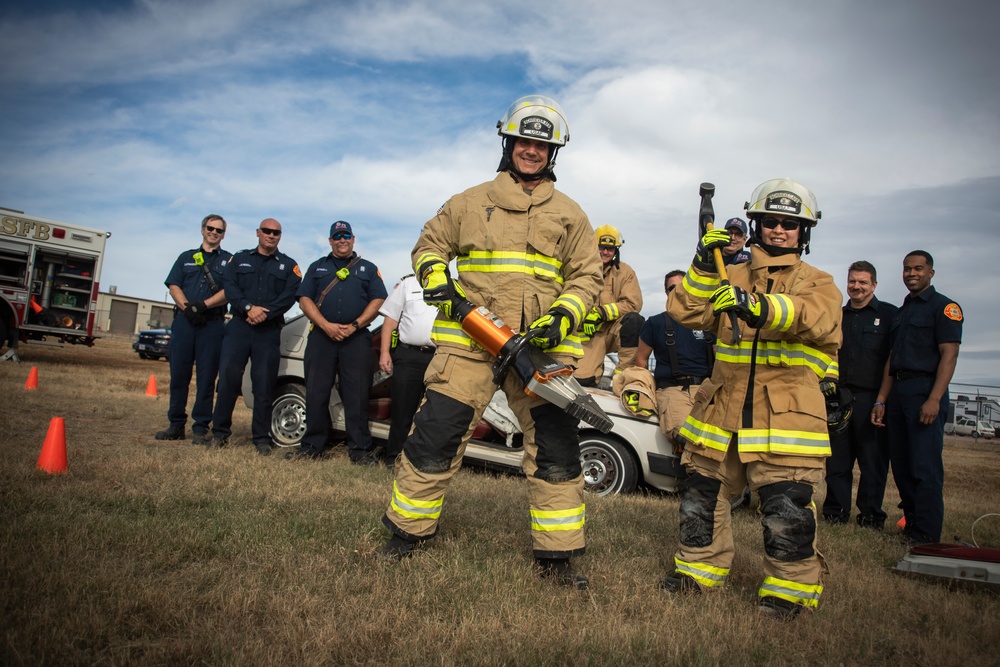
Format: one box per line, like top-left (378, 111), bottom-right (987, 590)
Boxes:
top-left (579, 434), bottom-right (639, 496)
top-left (972, 431), bottom-right (979, 438)
top-left (271, 383), bottom-right (307, 447)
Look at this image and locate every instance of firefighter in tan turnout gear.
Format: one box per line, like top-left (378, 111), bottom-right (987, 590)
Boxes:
top-left (662, 179), bottom-right (842, 620)
top-left (573, 225), bottom-right (644, 387)
top-left (380, 95), bottom-right (603, 588)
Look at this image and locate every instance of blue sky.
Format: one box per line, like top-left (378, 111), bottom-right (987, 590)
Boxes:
top-left (2, 0), bottom-right (999, 384)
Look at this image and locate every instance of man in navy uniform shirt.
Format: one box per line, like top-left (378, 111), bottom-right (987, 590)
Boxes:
top-left (636, 270), bottom-right (715, 447)
top-left (289, 220), bottom-right (387, 463)
top-left (822, 260), bottom-right (898, 530)
top-left (156, 214), bottom-right (232, 445)
top-left (872, 250), bottom-right (962, 545)
top-left (209, 218), bottom-right (301, 455)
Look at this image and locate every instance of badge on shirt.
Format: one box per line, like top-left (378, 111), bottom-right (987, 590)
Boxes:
top-left (944, 303), bottom-right (963, 321)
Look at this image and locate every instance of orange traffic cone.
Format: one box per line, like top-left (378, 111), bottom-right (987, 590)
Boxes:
top-left (37, 416), bottom-right (68, 475)
top-left (24, 366), bottom-right (39, 390)
top-left (145, 375), bottom-right (158, 397)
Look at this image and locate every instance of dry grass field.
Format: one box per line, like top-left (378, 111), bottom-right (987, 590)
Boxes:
top-left (2, 336), bottom-right (1000, 666)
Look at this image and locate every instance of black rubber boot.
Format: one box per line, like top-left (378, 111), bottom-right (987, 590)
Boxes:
top-left (537, 558), bottom-right (589, 590)
top-left (380, 534), bottom-right (418, 561)
top-left (155, 424), bottom-right (185, 441)
top-left (659, 572), bottom-right (702, 595)
top-left (757, 596), bottom-right (802, 620)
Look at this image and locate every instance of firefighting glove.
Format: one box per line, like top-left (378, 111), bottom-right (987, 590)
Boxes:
top-left (184, 301), bottom-right (207, 325)
top-left (581, 308), bottom-right (604, 338)
top-left (693, 229), bottom-right (731, 272)
top-left (709, 285), bottom-right (767, 328)
top-left (820, 379), bottom-right (838, 397)
top-left (529, 307), bottom-right (574, 350)
top-left (419, 262), bottom-right (465, 318)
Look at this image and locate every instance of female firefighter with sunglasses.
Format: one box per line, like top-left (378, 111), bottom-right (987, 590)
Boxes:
top-left (662, 179), bottom-right (842, 620)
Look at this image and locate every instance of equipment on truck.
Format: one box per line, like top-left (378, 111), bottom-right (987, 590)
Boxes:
top-left (0, 207), bottom-right (111, 361)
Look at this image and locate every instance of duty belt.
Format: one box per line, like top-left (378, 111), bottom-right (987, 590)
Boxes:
top-left (656, 375), bottom-right (707, 389)
top-left (894, 370), bottom-right (933, 381)
top-left (398, 342), bottom-right (435, 353)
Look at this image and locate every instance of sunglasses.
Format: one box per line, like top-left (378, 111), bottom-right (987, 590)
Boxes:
top-left (760, 217), bottom-right (800, 231)
top-left (259, 228), bottom-right (282, 236)
top-left (331, 232), bottom-right (353, 240)
top-left (204, 225), bottom-right (225, 234)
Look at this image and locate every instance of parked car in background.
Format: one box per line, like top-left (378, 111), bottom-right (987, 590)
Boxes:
top-left (133, 328), bottom-right (171, 361)
top-left (242, 314), bottom-right (685, 496)
top-left (945, 415), bottom-right (995, 439)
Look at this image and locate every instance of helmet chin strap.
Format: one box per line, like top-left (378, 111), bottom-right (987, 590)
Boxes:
top-left (496, 138), bottom-right (558, 182)
top-left (749, 219), bottom-right (811, 256)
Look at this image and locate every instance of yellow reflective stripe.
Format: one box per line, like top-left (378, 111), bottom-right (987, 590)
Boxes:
top-left (825, 360), bottom-right (840, 381)
top-left (456, 251), bottom-right (564, 284)
top-left (738, 428), bottom-right (831, 456)
top-left (390, 481), bottom-right (443, 521)
top-left (715, 340), bottom-right (835, 379)
top-left (430, 320), bottom-right (473, 348)
top-left (530, 504), bottom-right (586, 532)
top-left (682, 267), bottom-right (721, 299)
top-left (679, 415), bottom-right (733, 452)
top-left (547, 333), bottom-right (585, 357)
top-left (415, 253), bottom-right (447, 274)
top-left (601, 302), bottom-right (619, 320)
top-left (759, 576), bottom-right (823, 608)
top-left (763, 293), bottom-right (794, 332)
top-left (552, 294), bottom-right (587, 325)
top-left (674, 557), bottom-right (729, 588)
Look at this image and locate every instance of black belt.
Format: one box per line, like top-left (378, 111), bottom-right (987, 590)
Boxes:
top-left (399, 342), bottom-right (435, 353)
top-left (656, 375), bottom-right (707, 389)
top-left (894, 370), bottom-right (933, 381)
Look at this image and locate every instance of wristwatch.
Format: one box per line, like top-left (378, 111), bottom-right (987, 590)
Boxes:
top-left (351, 320), bottom-right (360, 330)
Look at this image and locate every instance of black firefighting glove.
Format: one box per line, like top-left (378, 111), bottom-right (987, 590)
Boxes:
top-left (693, 229), bottom-right (731, 272)
top-left (184, 301), bottom-right (207, 326)
top-left (419, 261), bottom-right (466, 318)
top-left (820, 379), bottom-right (838, 397)
top-left (709, 285), bottom-right (767, 328)
top-left (528, 306), bottom-right (573, 350)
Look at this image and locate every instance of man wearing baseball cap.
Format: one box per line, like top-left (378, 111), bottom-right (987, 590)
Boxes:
top-left (290, 220), bottom-right (387, 463)
top-left (722, 217), bottom-right (751, 266)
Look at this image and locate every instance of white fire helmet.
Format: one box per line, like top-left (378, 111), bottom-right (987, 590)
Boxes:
top-left (497, 95), bottom-right (570, 148)
top-left (744, 178), bottom-right (821, 225)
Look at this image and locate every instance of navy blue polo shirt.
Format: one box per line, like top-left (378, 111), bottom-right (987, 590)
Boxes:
top-left (164, 246), bottom-right (233, 316)
top-left (223, 248), bottom-right (302, 323)
top-left (640, 312), bottom-right (715, 381)
top-left (888, 286), bottom-right (963, 375)
top-left (297, 252), bottom-right (387, 324)
top-left (838, 295), bottom-right (899, 391)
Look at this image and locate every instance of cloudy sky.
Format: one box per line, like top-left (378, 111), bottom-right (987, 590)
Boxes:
top-left (2, 0), bottom-right (998, 386)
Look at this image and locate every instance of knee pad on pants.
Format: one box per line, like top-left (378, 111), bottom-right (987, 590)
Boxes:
top-left (618, 312), bottom-right (644, 347)
top-left (404, 390), bottom-right (475, 473)
top-left (759, 481), bottom-right (816, 562)
top-left (530, 402), bottom-right (582, 481)
top-left (678, 472), bottom-right (722, 548)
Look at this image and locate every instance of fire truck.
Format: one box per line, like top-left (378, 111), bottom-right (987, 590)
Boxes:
top-left (0, 207), bottom-right (111, 361)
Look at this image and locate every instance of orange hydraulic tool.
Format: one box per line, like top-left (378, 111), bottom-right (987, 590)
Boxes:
top-left (450, 297), bottom-right (612, 433)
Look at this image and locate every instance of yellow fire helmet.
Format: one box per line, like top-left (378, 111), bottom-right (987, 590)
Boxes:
top-left (595, 224), bottom-right (622, 248)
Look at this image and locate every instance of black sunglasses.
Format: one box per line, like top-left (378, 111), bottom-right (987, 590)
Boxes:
top-left (760, 217), bottom-right (800, 231)
top-left (204, 225), bottom-right (225, 234)
top-left (259, 227), bottom-right (282, 236)
top-left (331, 232), bottom-right (353, 240)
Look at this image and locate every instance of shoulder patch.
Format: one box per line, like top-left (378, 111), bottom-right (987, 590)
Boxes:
top-left (293, 264), bottom-right (302, 278)
top-left (943, 302), bottom-right (963, 321)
